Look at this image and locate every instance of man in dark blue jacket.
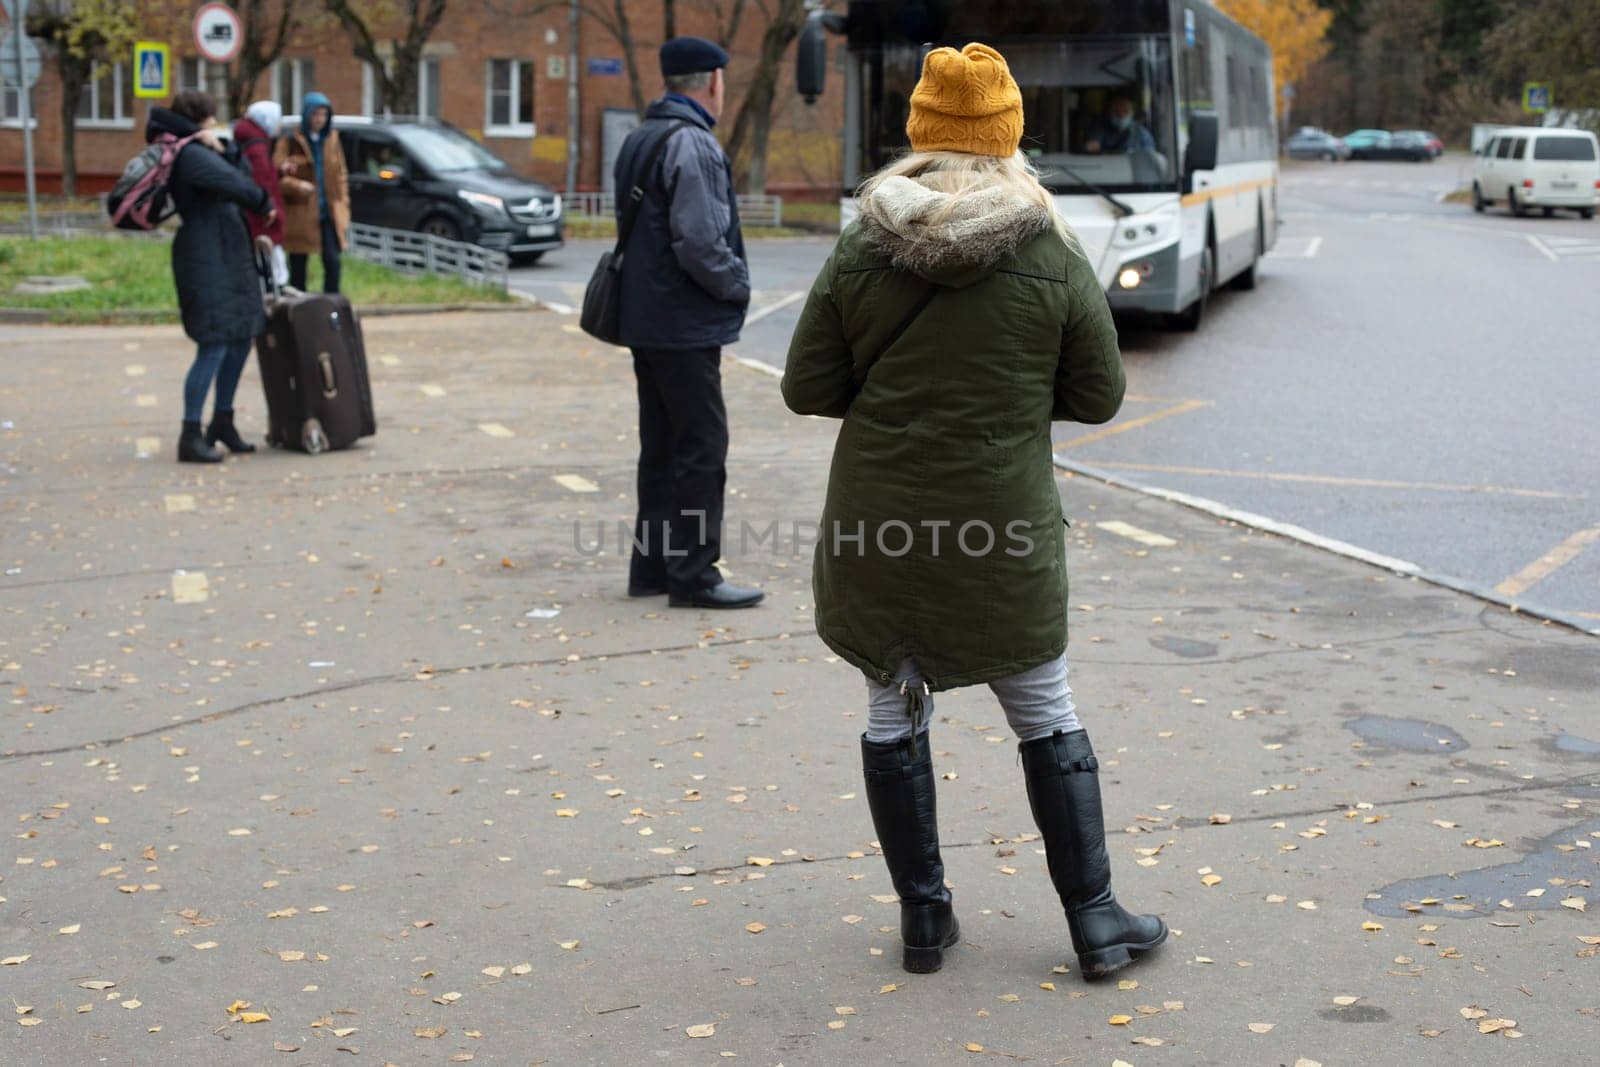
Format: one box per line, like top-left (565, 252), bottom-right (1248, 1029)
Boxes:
top-left (615, 37), bottom-right (762, 610)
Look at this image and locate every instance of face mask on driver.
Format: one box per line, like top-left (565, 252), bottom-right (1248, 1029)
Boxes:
top-left (1111, 114), bottom-right (1133, 131)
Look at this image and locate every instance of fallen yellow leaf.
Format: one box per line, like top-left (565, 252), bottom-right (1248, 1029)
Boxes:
top-left (1108, 1014), bottom-right (1133, 1026)
top-left (239, 1012), bottom-right (271, 1024)
top-left (1248, 1022), bottom-right (1275, 1034)
top-left (1362, 921), bottom-right (1384, 931)
top-left (685, 1024), bottom-right (716, 1038)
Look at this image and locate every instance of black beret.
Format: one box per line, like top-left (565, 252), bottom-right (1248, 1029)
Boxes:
top-left (660, 36), bottom-right (729, 78)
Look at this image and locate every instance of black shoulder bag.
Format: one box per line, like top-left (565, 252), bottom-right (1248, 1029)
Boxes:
top-left (580, 121), bottom-right (688, 343)
top-left (851, 282), bottom-right (940, 390)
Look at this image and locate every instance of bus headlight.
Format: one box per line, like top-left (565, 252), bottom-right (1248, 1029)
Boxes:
top-left (1118, 267), bottom-right (1143, 289)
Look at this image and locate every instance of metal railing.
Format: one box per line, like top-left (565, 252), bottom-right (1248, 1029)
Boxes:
top-left (566, 191), bottom-right (783, 228)
top-left (345, 223), bottom-right (509, 289)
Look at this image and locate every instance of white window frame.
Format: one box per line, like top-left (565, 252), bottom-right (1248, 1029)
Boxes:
top-left (484, 58), bottom-right (534, 138)
top-left (177, 57), bottom-right (230, 115)
top-left (272, 57), bottom-right (315, 115)
top-left (76, 62), bottom-right (134, 129)
top-left (1, 84), bottom-right (38, 129)
top-left (363, 56), bottom-right (440, 119)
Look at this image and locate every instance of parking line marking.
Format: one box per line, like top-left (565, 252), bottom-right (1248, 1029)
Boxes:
top-left (1494, 523), bottom-right (1600, 597)
top-left (419, 383), bottom-right (447, 398)
top-left (1085, 461), bottom-right (1576, 500)
top-left (1524, 235), bottom-right (1559, 262)
top-left (730, 353), bottom-right (784, 379)
top-left (1054, 399), bottom-right (1210, 451)
top-left (553, 473), bottom-right (599, 493)
top-left (744, 290), bottom-right (807, 326)
top-left (1304, 236), bottom-right (1322, 258)
top-left (1095, 520), bottom-right (1177, 547)
top-left (478, 422), bottom-right (514, 438)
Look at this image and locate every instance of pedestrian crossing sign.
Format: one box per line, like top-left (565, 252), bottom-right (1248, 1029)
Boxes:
top-left (1522, 82), bottom-right (1551, 114)
top-left (134, 42), bottom-right (170, 99)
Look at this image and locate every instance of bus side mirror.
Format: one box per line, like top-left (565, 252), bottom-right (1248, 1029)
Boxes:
top-left (1186, 111), bottom-right (1219, 174)
top-left (797, 12), bottom-right (830, 103)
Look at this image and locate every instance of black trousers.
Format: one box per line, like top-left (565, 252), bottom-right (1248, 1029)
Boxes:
top-left (288, 216), bottom-right (342, 294)
top-left (630, 346), bottom-right (728, 594)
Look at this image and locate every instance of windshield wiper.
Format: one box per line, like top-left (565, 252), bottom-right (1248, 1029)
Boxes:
top-left (1048, 163), bottom-right (1135, 217)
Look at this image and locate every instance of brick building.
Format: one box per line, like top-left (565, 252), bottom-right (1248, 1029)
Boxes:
top-left (1, 2), bottom-right (844, 197)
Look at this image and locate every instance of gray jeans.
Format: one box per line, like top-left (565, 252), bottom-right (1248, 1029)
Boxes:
top-left (865, 653), bottom-right (1081, 744)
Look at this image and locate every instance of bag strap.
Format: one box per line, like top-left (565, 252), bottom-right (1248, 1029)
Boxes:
top-left (853, 282), bottom-right (940, 389)
top-left (614, 121), bottom-right (689, 255)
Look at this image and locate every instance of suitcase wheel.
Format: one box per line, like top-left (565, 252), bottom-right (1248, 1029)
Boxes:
top-left (302, 418), bottom-right (328, 455)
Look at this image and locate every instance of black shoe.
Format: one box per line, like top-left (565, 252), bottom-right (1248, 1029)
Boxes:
top-left (1019, 729), bottom-right (1167, 979)
top-left (177, 420), bottom-right (223, 464)
top-left (668, 583), bottom-right (764, 609)
top-left (204, 410), bottom-right (256, 454)
top-left (862, 734), bottom-right (961, 974)
top-left (627, 582), bottom-right (668, 598)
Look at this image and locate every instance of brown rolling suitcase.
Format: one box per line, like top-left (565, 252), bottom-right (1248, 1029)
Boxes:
top-left (254, 239), bottom-right (376, 453)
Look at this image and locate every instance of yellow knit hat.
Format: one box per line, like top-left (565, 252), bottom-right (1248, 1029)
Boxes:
top-left (906, 43), bottom-right (1023, 157)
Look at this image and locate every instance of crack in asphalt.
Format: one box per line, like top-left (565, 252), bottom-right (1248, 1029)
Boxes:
top-left (0, 631), bottom-right (802, 763)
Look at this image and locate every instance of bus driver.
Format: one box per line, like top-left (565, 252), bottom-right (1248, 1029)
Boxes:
top-left (1084, 92), bottom-right (1157, 155)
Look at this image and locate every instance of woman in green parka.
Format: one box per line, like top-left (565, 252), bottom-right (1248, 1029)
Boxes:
top-left (782, 43), bottom-right (1167, 979)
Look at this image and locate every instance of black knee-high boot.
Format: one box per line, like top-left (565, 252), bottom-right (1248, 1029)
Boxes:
top-left (1019, 729), bottom-right (1167, 978)
top-left (861, 734), bottom-right (961, 973)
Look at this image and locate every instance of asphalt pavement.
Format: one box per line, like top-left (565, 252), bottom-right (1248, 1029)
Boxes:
top-left (514, 157), bottom-right (1600, 625)
top-left (2, 309), bottom-right (1598, 1064)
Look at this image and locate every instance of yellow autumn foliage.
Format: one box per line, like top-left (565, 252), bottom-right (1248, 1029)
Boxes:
top-left (1217, 0), bottom-right (1334, 94)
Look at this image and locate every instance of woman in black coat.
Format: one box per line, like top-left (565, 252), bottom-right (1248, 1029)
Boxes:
top-left (151, 91), bottom-right (274, 462)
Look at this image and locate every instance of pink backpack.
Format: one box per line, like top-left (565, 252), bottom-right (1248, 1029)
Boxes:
top-left (107, 132), bottom-right (200, 230)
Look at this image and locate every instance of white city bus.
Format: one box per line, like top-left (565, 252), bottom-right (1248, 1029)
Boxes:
top-left (797, 0), bottom-right (1278, 329)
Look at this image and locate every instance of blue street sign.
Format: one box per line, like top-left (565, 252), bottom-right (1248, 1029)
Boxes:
top-left (1522, 82), bottom-right (1551, 114)
top-left (134, 41), bottom-right (170, 99)
top-left (1185, 9), bottom-right (1196, 47)
top-left (587, 57), bottom-right (624, 77)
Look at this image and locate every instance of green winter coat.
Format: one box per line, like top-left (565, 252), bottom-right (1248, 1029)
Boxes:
top-left (781, 175), bottom-right (1125, 691)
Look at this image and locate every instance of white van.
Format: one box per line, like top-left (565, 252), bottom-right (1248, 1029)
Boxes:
top-left (1473, 126), bottom-right (1599, 219)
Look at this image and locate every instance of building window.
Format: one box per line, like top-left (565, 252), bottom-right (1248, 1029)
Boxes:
top-left (363, 56), bottom-right (440, 119)
top-left (77, 62), bottom-right (133, 127)
top-left (485, 58), bottom-right (534, 136)
top-left (272, 58), bottom-right (316, 115)
top-left (1, 84), bottom-right (38, 128)
top-left (178, 57), bottom-right (230, 114)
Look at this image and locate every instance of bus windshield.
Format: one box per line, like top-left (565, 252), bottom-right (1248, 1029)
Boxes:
top-left (857, 35), bottom-right (1178, 193)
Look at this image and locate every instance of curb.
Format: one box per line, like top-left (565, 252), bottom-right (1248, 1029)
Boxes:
top-left (0, 302), bottom-right (537, 326)
top-left (1051, 456), bottom-right (1600, 639)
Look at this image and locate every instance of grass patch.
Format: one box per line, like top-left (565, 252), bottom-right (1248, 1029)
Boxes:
top-left (1440, 188), bottom-right (1472, 204)
top-left (779, 201), bottom-right (841, 233)
top-left (0, 235), bottom-right (512, 323)
top-left (0, 195), bottom-right (104, 224)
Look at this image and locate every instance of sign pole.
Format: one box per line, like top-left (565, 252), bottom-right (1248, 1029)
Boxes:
top-left (12, 0), bottom-right (38, 238)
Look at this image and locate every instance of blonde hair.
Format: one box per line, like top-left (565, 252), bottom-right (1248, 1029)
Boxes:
top-left (858, 150), bottom-right (1078, 248)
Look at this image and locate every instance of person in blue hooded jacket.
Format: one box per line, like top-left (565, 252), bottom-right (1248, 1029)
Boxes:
top-left (274, 91), bottom-right (350, 293)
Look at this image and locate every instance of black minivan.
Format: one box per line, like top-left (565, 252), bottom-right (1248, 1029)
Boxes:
top-left (333, 117), bottom-right (564, 263)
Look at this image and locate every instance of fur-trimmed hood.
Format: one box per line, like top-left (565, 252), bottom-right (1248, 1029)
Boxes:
top-left (856, 174), bottom-right (1053, 285)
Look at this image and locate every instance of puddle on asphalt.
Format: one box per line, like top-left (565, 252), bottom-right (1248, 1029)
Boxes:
top-left (1553, 733), bottom-right (1600, 756)
top-left (1366, 822), bottom-right (1600, 920)
top-left (1346, 715), bottom-right (1468, 753)
top-left (1148, 635), bottom-right (1219, 659)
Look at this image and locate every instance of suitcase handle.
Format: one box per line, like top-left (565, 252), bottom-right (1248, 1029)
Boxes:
top-left (317, 351), bottom-right (337, 397)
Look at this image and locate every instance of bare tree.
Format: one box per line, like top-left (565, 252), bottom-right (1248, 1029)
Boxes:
top-left (662, 0), bottom-right (676, 41)
top-left (723, 0), bottom-right (806, 194)
top-left (323, 0), bottom-right (448, 116)
top-left (581, 1), bottom-right (646, 116)
top-left (229, 0), bottom-right (299, 117)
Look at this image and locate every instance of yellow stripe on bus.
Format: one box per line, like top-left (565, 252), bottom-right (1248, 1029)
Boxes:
top-left (1180, 176), bottom-right (1277, 207)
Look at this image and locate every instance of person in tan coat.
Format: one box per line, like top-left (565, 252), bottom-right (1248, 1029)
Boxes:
top-left (273, 91), bottom-right (350, 293)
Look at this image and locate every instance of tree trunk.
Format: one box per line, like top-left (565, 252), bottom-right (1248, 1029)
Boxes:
top-left (612, 0), bottom-right (646, 116)
top-left (231, 0), bottom-right (297, 118)
top-left (724, 0), bottom-right (804, 194)
top-left (663, 0), bottom-right (675, 41)
top-left (58, 59), bottom-right (88, 198)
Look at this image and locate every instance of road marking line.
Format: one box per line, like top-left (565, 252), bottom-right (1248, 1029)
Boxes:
top-left (745, 290), bottom-right (807, 326)
top-left (171, 571), bottom-right (209, 604)
top-left (1525, 235), bottom-right (1559, 262)
top-left (553, 473), bottom-right (599, 493)
top-left (1494, 524), bottom-right (1600, 597)
top-left (1054, 399), bottom-right (1210, 451)
top-left (1304, 236), bottom-right (1323, 259)
top-left (1085, 461), bottom-right (1576, 500)
top-left (419, 383), bottom-right (447, 398)
top-left (730, 353), bottom-right (784, 379)
top-left (478, 422), bottom-right (514, 438)
top-left (163, 494), bottom-right (196, 514)
top-left (1095, 520), bottom-right (1177, 547)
